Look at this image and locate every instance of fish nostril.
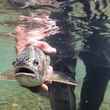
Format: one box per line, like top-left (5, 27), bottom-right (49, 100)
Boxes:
top-left (33, 60), bottom-right (39, 66)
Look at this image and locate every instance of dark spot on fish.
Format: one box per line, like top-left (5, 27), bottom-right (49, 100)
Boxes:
top-left (16, 67), bottom-right (34, 74)
top-left (33, 60), bottom-right (39, 66)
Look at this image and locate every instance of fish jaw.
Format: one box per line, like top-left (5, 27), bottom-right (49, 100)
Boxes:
top-left (16, 72), bottom-right (43, 87)
top-left (14, 65), bottom-right (44, 87)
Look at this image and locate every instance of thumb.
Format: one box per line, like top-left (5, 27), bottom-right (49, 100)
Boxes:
top-left (35, 41), bottom-right (56, 54)
top-left (41, 83), bottom-right (49, 91)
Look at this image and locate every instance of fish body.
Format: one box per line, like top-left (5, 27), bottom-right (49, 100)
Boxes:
top-left (0, 45), bottom-right (77, 87)
top-left (14, 45), bottom-right (50, 87)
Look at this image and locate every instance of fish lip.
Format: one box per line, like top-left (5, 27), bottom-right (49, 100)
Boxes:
top-left (15, 66), bottom-right (37, 78)
top-left (15, 66), bottom-right (43, 87)
top-left (16, 72), bottom-right (36, 78)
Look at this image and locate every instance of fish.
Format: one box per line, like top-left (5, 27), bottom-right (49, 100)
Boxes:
top-left (0, 45), bottom-right (77, 87)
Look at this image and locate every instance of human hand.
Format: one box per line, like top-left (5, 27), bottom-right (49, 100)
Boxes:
top-left (15, 25), bottom-right (56, 91)
top-left (16, 25), bottom-right (56, 55)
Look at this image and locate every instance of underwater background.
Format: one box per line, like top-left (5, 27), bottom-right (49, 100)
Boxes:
top-left (0, 0), bottom-right (110, 110)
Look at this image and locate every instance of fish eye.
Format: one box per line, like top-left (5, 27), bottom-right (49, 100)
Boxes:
top-left (33, 60), bottom-right (39, 65)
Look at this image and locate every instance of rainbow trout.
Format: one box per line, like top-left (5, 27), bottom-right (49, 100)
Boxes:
top-left (0, 45), bottom-right (77, 87)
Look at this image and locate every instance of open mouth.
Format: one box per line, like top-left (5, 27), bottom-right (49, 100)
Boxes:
top-left (15, 66), bottom-right (43, 87)
top-left (15, 67), bottom-right (36, 78)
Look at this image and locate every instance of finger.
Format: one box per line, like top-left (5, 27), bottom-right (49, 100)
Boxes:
top-left (35, 41), bottom-right (56, 54)
top-left (41, 84), bottom-right (49, 91)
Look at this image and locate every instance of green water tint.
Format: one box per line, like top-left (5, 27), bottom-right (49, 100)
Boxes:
top-left (0, 0), bottom-right (19, 72)
top-left (0, 36), bottom-right (16, 72)
top-left (0, 80), bottom-right (51, 110)
top-left (0, 1), bottom-right (52, 110)
top-left (0, 0), bottom-right (110, 110)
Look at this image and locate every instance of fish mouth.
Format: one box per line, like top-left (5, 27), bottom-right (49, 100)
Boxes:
top-left (15, 66), bottom-right (36, 78)
top-left (15, 66), bottom-right (43, 87)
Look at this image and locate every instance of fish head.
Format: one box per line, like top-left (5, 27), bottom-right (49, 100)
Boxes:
top-left (13, 45), bottom-right (78, 87)
top-left (14, 45), bottom-right (50, 87)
